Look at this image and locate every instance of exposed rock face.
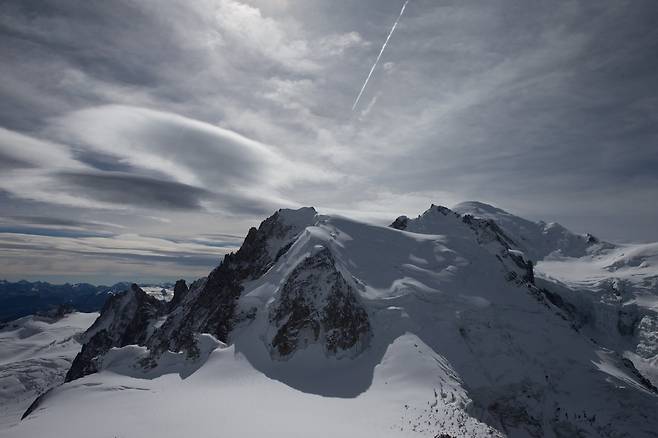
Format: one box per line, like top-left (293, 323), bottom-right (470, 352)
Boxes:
top-left (621, 358), bottom-right (658, 393)
top-left (636, 315), bottom-right (658, 358)
top-left (148, 207), bottom-right (318, 357)
top-left (461, 212), bottom-right (537, 284)
top-left (618, 306), bottom-right (639, 336)
top-left (35, 303), bottom-right (76, 321)
top-left (168, 279), bottom-right (189, 310)
top-left (62, 207), bottom-right (320, 382)
top-left (65, 284), bottom-right (166, 382)
top-left (268, 248), bottom-right (371, 359)
top-left (462, 214), bottom-right (518, 250)
top-left (390, 215), bottom-right (409, 230)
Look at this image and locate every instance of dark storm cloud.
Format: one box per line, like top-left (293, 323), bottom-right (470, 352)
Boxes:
top-left (72, 150), bottom-right (141, 173)
top-left (53, 170), bottom-right (278, 216)
top-left (56, 171), bottom-right (213, 211)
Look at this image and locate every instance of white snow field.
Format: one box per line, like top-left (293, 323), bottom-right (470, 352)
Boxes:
top-left (3, 204), bottom-right (658, 437)
top-left (141, 286), bottom-right (174, 302)
top-left (0, 312), bottom-right (97, 429)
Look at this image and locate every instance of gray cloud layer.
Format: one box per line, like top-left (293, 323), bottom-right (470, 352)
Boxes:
top-left (1, 0), bottom-right (657, 282)
top-left (56, 171), bottom-right (213, 211)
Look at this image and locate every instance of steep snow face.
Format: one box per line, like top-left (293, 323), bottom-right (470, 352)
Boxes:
top-left (453, 201), bottom-right (658, 387)
top-left (535, 243), bottom-right (658, 386)
top-left (392, 204), bottom-right (533, 286)
top-left (0, 312), bottom-right (97, 430)
top-left (10, 205), bottom-right (658, 438)
top-left (453, 201), bottom-right (606, 260)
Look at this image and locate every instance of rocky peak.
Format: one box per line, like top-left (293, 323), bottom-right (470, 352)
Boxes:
top-left (229, 207), bottom-right (317, 279)
top-left (268, 247), bottom-right (371, 359)
top-left (390, 215), bottom-right (409, 230)
top-left (168, 279), bottom-right (188, 310)
top-left (65, 284), bottom-right (166, 382)
top-left (429, 204), bottom-right (454, 216)
top-left (146, 207), bottom-right (318, 355)
top-left (585, 233), bottom-right (599, 244)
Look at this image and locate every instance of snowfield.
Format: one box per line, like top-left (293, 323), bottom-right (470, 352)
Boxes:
top-left (0, 312), bottom-right (97, 429)
top-left (2, 335), bottom-right (501, 438)
top-left (2, 203), bottom-right (658, 437)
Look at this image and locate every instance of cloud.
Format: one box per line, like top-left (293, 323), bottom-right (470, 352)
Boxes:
top-left (49, 105), bottom-right (291, 188)
top-left (0, 226), bottom-right (113, 239)
top-left (0, 214), bottom-right (123, 239)
top-left (0, 127), bottom-right (83, 170)
top-left (1, 0), bottom-right (658, 283)
top-left (0, 106), bottom-right (321, 215)
top-left (0, 231), bottom-right (236, 283)
top-left (208, 0), bottom-right (316, 72)
top-left (0, 215), bottom-right (122, 229)
top-left (56, 171), bottom-right (213, 211)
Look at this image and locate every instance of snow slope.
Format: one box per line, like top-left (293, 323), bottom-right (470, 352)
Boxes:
top-left (2, 334), bottom-right (504, 438)
top-left (0, 312), bottom-right (97, 429)
top-left (453, 201), bottom-right (608, 260)
top-left (5, 205), bottom-right (658, 437)
top-left (454, 201), bottom-right (658, 388)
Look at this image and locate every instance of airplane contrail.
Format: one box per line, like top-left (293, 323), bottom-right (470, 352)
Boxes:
top-left (352, 0), bottom-right (409, 112)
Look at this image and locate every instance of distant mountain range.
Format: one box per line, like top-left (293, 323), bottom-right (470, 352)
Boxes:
top-left (0, 280), bottom-right (176, 322)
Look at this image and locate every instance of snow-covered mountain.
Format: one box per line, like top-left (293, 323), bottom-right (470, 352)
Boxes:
top-left (0, 311), bottom-right (98, 430)
top-left (453, 201), bottom-right (658, 387)
top-left (4, 203), bottom-right (658, 437)
top-left (0, 280), bottom-right (176, 322)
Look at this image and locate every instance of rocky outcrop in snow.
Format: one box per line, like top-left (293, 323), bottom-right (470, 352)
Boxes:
top-left (268, 247), bottom-right (370, 359)
top-left (65, 284), bottom-right (166, 382)
top-left (167, 279), bottom-right (189, 311)
top-left (62, 208), bottom-right (319, 378)
top-left (146, 207), bottom-right (318, 357)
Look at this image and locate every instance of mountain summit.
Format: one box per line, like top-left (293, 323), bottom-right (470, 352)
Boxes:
top-left (12, 203), bottom-right (658, 438)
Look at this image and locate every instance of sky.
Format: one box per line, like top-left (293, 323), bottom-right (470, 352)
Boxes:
top-left (1, 0), bottom-right (657, 284)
